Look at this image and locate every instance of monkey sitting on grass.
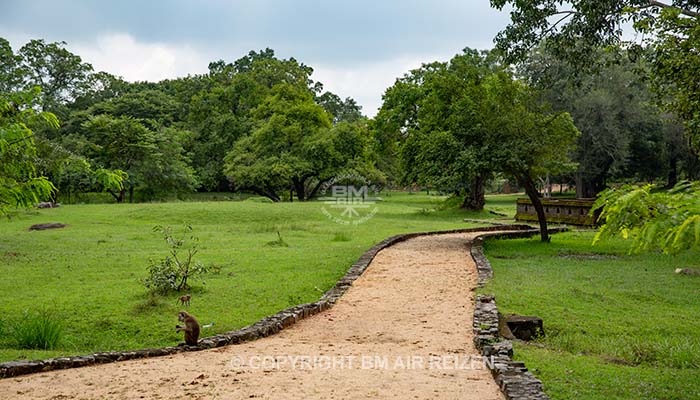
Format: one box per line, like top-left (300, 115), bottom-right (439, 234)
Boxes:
top-left (176, 311), bottom-right (200, 346)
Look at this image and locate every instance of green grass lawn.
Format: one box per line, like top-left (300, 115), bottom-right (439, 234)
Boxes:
top-left (483, 231), bottom-right (700, 400)
top-left (0, 192), bottom-right (506, 362)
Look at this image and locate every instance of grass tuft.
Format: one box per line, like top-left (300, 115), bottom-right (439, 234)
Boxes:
top-left (11, 311), bottom-right (63, 350)
top-left (331, 232), bottom-right (351, 242)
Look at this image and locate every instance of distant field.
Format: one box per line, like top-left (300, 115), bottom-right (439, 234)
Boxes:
top-left (483, 232), bottom-right (700, 400)
top-left (0, 192), bottom-right (509, 362)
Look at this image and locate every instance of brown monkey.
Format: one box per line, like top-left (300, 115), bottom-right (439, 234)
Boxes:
top-left (176, 311), bottom-right (200, 345)
top-left (178, 294), bottom-right (191, 306)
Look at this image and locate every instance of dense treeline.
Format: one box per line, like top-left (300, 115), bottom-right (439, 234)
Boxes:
top-left (1, 33), bottom-right (698, 240)
top-left (1, 39), bottom-right (376, 204)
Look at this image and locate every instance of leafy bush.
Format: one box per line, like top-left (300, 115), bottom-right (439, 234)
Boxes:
top-left (144, 225), bottom-right (211, 294)
top-left (11, 311), bottom-right (63, 350)
top-left (592, 181), bottom-right (700, 253)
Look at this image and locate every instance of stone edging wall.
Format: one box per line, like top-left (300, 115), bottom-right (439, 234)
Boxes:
top-left (0, 224), bottom-right (535, 379)
top-left (470, 229), bottom-right (567, 400)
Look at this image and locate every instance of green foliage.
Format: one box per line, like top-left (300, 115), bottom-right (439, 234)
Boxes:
top-left (520, 46), bottom-right (692, 196)
top-left (316, 91), bottom-right (363, 124)
top-left (1, 40), bottom-right (372, 201)
top-left (224, 82), bottom-right (381, 201)
top-left (16, 39), bottom-right (94, 114)
top-left (592, 181), bottom-right (700, 254)
top-left (10, 310), bottom-right (63, 350)
top-left (376, 48), bottom-right (578, 239)
top-left (0, 88), bottom-right (57, 215)
top-left (144, 225), bottom-right (210, 294)
top-left (647, 10), bottom-right (700, 152)
top-left (79, 114), bottom-right (196, 202)
top-left (491, 0), bottom-right (700, 153)
top-left (0, 38), bottom-right (22, 93)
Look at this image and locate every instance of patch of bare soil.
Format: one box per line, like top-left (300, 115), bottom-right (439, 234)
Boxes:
top-left (0, 233), bottom-right (504, 400)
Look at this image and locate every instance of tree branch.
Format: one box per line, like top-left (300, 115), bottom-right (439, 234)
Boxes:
top-left (645, 1), bottom-right (700, 18)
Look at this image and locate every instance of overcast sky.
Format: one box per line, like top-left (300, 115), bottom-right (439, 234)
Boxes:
top-left (0, 1), bottom-right (512, 116)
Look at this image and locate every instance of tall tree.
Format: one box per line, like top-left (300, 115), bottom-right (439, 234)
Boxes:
top-left (0, 88), bottom-right (56, 215)
top-left (224, 83), bottom-right (335, 201)
top-left (520, 46), bottom-right (682, 197)
top-left (376, 50), bottom-right (506, 210)
top-left (78, 115), bottom-right (196, 202)
top-left (376, 48), bottom-right (579, 240)
top-left (0, 38), bottom-right (22, 93)
top-left (189, 49), bottom-right (321, 191)
top-left (482, 74), bottom-right (579, 241)
top-left (17, 39), bottom-right (93, 115)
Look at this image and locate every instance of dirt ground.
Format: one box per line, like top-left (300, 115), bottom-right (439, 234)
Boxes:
top-left (0, 233), bottom-right (504, 400)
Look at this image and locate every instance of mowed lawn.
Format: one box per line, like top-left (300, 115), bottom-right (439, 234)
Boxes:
top-left (483, 232), bottom-right (700, 400)
top-left (0, 192), bottom-right (503, 362)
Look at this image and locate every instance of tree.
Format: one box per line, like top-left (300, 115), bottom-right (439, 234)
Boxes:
top-left (0, 88), bottom-right (56, 215)
top-left (189, 49), bottom-right (322, 191)
top-left (17, 39), bottom-right (94, 115)
top-left (482, 74), bottom-right (579, 241)
top-left (376, 50), bottom-right (516, 210)
top-left (376, 48), bottom-right (579, 240)
top-left (79, 115), bottom-right (196, 202)
top-left (0, 38), bottom-right (22, 93)
top-left (520, 46), bottom-right (685, 197)
top-left (317, 92), bottom-right (364, 124)
top-left (490, 0), bottom-right (700, 151)
top-left (224, 84), bottom-right (335, 201)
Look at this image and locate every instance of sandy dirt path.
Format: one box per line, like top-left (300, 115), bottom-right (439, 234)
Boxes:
top-left (1, 233), bottom-right (504, 400)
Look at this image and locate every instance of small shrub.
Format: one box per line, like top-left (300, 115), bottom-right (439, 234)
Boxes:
top-left (144, 225), bottom-right (211, 294)
top-left (265, 231), bottom-right (289, 247)
top-left (11, 311), bottom-right (63, 350)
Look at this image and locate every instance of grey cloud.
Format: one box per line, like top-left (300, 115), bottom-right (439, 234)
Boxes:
top-left (0, 0), bottom-right (508, 63)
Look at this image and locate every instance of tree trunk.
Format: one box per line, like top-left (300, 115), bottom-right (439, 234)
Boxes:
top-left (292, 178), bottom-right (306, 201)
top-left (107, 189), bottom-right (126, 203)
top-left (250, 187), bottom-right (281, 202)
top-left (575, 172), bottom-right (605, 199)
top-left (128, 186), bottom-right (134, 203)
top-left (461, 175), bottom-right (486, 210)
top-left (668, 157), bottom-right (678, 187)
top-left (517, 174), bottom-right (549, 242)
top-left (307, 179), bottom-right (330, 200)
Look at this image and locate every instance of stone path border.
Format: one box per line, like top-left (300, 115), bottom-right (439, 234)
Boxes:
top-left (471, 228), bottom-right (568, 400)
